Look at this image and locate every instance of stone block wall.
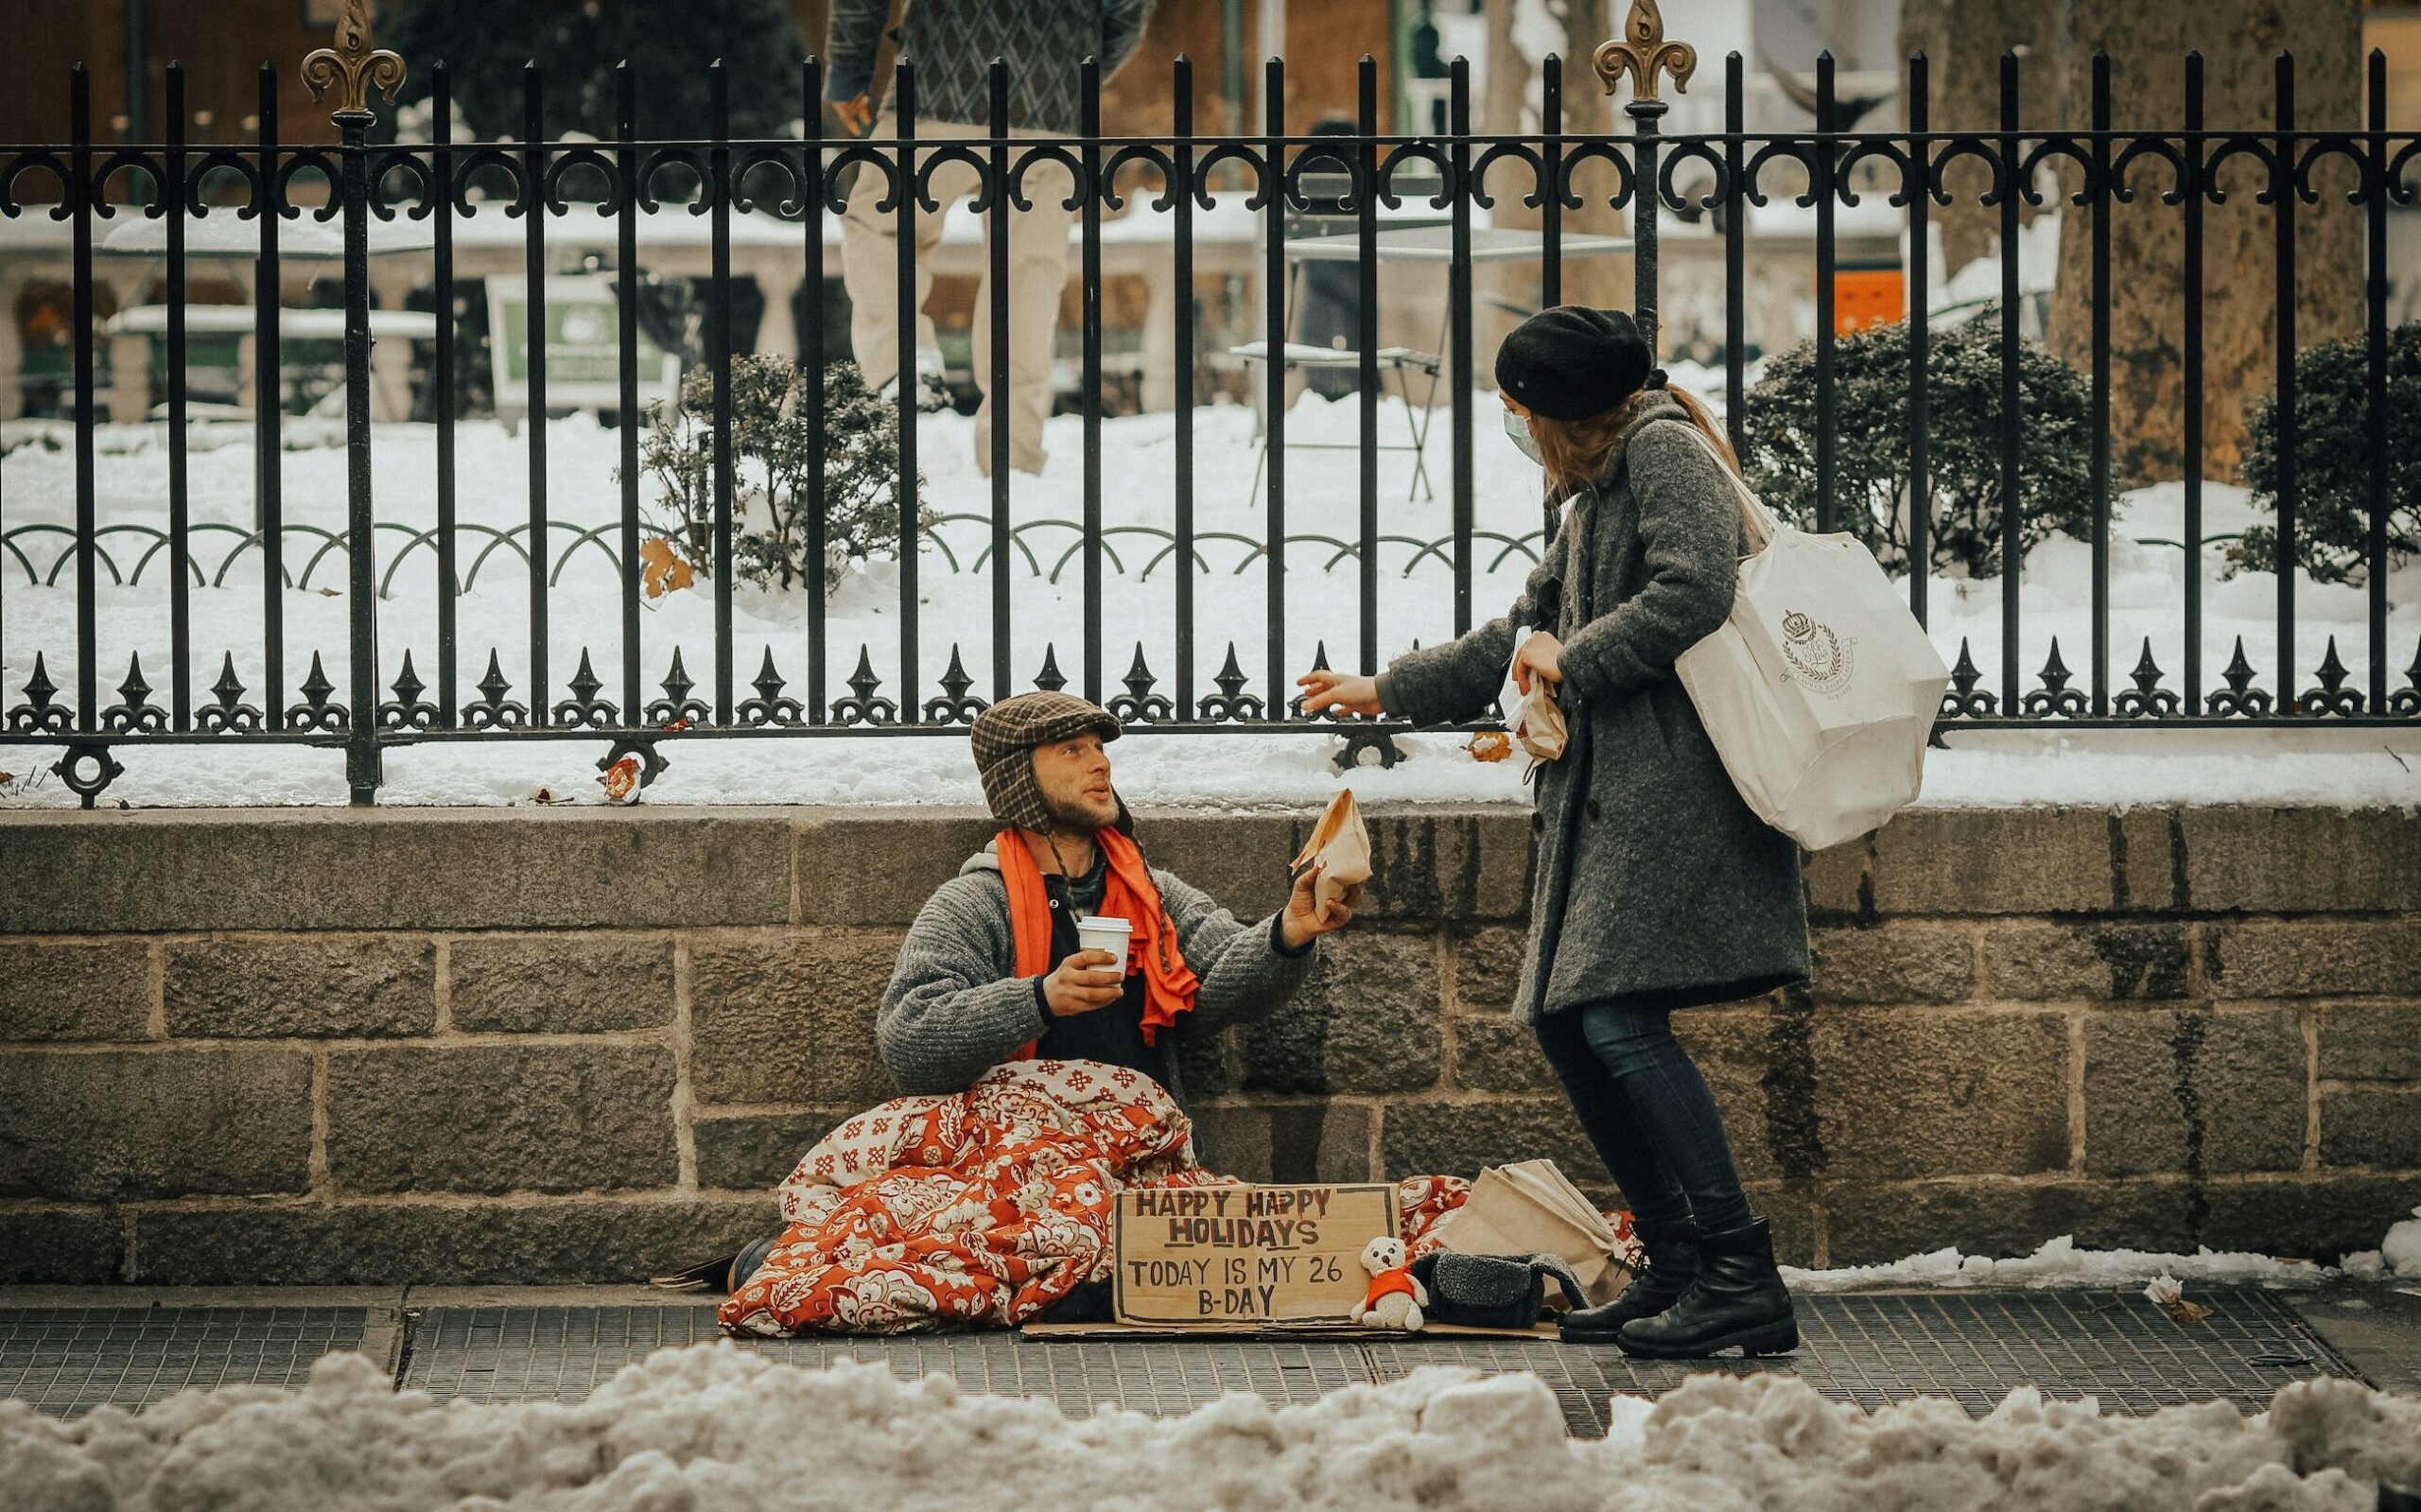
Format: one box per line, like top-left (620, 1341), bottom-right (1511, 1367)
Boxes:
top-left (1, 803), bottom-right (2414, 1283)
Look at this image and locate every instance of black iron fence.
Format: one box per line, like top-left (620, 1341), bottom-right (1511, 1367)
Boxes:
top-left (2, 2), bottom-right (2416, 807)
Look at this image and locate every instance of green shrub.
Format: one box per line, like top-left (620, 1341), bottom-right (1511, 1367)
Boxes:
top-left (1737, 309), bottom-right (2114, 578)
top-left (634, 356), bottom-right (924, 597)
top-left (2230, 323), bottom-right (2421, 584)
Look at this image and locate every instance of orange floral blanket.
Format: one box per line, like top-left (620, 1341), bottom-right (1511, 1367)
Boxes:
top-left (719, 1059), bottom-right (1480, 1337)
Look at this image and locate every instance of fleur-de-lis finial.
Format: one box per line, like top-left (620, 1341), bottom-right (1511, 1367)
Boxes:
top-left (303, 0), bottom-right (405, 120)
top-left (1594, 0), bottom-right (1696, 103)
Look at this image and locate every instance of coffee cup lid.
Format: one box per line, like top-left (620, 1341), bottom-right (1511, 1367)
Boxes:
top-left (1074, 914), bottom-right (1131, 930)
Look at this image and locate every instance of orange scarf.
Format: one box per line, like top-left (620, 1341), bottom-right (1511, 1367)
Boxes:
top-left (998, 826), bottom-right (1199, 1058)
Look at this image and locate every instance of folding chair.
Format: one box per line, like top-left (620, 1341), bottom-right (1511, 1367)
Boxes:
top-left (1230, 165), bottom-right (1449, 506)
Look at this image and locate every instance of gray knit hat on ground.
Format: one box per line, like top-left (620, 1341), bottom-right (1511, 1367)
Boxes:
top-left (969, 691), bottom-right (1123, 832)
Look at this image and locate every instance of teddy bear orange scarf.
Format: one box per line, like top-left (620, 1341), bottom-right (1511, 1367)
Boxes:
top-left (997, 826), bottom-right (1200, 1057)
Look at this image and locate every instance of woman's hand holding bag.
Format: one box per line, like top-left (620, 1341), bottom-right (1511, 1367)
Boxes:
top-left (1503, 628), bottom-right (1569, 762)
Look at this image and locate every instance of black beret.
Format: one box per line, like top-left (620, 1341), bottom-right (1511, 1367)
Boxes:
top-left (1494, 305), bottom-right (1660, 421)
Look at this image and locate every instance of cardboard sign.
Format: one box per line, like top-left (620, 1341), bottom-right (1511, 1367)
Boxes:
top-left (1112, 1183), bottom-right (1399, 1327)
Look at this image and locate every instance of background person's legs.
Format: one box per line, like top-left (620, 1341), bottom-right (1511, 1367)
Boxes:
top-left (840, 113), bottom-right (967, 392)
top-left (1534, 1008), bottom-right (1693, 1230)
top-left (971, 134), bottom-right (1075, 476)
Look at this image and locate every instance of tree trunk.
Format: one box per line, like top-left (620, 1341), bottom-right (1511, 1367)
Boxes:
top-left (1479, 0), bottom-right (1634, 367)
top-left (1899, 0), bottom-right (2364, 487)
top-left (2041, 1), bottom-right (2364, 485)
top-left (1895, 0), bottom-right (2070, 272)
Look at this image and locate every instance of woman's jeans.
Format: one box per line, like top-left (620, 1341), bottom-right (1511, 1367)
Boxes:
top-left (1535, 1000), bottom-right (1754, 1237)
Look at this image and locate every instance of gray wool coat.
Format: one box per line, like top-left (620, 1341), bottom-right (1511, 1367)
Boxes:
top-left (1382, 391), bottom-right (1810, 1021)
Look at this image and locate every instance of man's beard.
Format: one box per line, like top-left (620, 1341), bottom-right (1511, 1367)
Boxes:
top-left (1041, 788), bottom-right (1120, 833)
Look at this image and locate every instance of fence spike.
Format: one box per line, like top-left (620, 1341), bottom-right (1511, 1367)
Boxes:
top-left (1941, 636), bottom-right (1996, 719)
top-left (22, 652), bottom-right (58, 711)
top-left (831, 644), bottom-right (898, 727)
top-left (738, 646), bottom-right (803, 726)
top-left (2021, 637), bottom-right (2086, 718)
top-left (1214, 642), bottom-right (1249, 702)
top-left (2309, 635), bottom-right (2348, 692)
top-left (2394, 634), bottom-right (2421, 715)
top-left (923, 644), bottom-right (986, 724)
top-left (753, 646), bottom-right (788, 703)
top-left (116, 652), bottom-right (152, 710)
top-left (660, 647), bottom-right (695, 705)
top-left (846, 646), bottom-right (880, 704)
top-left (2114, 637), bottom-right (2178, 720)
top-left (2129, 638), bottom-right (2164, 694)
top-left (647, 648), bottom-right (707, 727)
top-left (939, 644), bottom-right (974, 704)
top-left (299, 652), bottom-right (336, 708)
top-left (199, 651), bottom-right (265, 733)
top-left (568, 648), bottom-right (604, 704)
top-left (2299, 634), bottom-right (2363, 718)
top-left (2204, 635), bottom-right (2273, 719)
top-left (2036, 637), bottom-right (2073, 694)
top-left (103, 652), bottom-right (166, 735)
top-left (212, 652), bottom-right (249, 708)
top-left (477, 652), bottom-right (512, 704)
top-left (1123, 643), bottom-right (1157, 702)
top-left (287, 651), bottom-right (347, 733)
top-left (549, 647), bottom-right (618, 729)
top-left (1034, 645), bottom-right (1067, 692)
top-left (6, 653), bottom-right (72, 733)
top-left (2221, 636), bottom-right (2257, 694)
top-left (391, 650), bottom-right (426, 706)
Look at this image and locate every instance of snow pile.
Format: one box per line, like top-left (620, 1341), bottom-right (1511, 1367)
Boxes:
top-left (4, 1347), bottom-right (2417, 1512)
top-left (1783, 1235), bottom-right (2336, 1294)
top-left (2385, 1208), bottom-right (2421, 1277)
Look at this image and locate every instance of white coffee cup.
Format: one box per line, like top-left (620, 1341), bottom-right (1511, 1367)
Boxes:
top-left (1074, 915), bottom-right (1132, 976)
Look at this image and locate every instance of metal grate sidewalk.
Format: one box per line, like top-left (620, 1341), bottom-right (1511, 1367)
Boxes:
top-left (0, 1287), bottom-right (2358, 1428)
top-left (0, 1306), bottom-right (367, 1418)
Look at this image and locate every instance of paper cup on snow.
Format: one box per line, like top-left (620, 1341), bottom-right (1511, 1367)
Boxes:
top-left (1074, 915), bottom-right (1132, 975)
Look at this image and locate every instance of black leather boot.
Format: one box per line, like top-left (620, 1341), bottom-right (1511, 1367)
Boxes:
top-left (1614, 1217), bottom-right (1798, 1358)
top-left (1558, 1215), bottom-right (1702, 1343)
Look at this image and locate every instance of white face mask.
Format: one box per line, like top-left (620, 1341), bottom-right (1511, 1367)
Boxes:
top-left (1502, 407), bottom-right (1541, 463)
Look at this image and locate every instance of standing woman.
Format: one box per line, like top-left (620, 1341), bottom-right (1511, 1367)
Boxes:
top-left (1298, 306), bottom-right (1809, 1358)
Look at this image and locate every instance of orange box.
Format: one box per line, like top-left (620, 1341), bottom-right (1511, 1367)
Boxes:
top-left (1835, 269), bottom-right (1906, 335)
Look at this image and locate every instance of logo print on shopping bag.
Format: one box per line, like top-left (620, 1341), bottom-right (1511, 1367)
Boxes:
top-left (1780, 609), bottom-right (1853, 692)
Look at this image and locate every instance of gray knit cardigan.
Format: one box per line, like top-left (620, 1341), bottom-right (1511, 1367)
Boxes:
top-left (875, 842), bottom-right (1315, 1110)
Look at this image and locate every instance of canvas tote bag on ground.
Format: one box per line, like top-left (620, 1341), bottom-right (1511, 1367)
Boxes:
top-left (1672, 429), bottom-right (1953, 852)
top-left (1436, 1158), bottom-right (1635, 1306)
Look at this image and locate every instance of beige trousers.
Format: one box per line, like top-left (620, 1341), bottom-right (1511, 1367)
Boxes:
top-left (841, 115), bottom-right (1076, 476)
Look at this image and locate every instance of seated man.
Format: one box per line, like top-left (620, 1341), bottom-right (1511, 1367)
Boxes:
top-left (877, 690), bottom-right (1359, 1107)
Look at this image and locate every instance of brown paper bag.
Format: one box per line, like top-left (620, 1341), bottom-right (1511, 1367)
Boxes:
top-left (1512, 682), bottom-right (1568, 760)
top-left (1291, 788), bottom-right (1374, 912)
top-left (1435, 1158), bottom-right (1632, 1306)
top-left (1502, 628), bottom-right (1567, 761)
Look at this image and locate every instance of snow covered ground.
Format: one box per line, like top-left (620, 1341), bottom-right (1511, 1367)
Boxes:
top-left (1782, 1231), bottom-right (2412, 1295)
top-left (5, 1346), bottom-right (2417, 1512)
top-left (2, 391), bottom-right (2414, 809)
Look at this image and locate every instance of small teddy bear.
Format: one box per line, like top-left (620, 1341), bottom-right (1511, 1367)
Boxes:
top-left (1350, 1235), bottom-right (1429, 1331)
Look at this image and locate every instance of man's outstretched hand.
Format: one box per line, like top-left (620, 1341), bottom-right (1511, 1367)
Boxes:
top-left (1042, 948), bottom-right (1125, 1017)
top-left (1280, 862), bottom-right (1363, 951)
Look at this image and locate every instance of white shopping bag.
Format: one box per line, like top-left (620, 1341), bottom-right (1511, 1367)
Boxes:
top-left (1673, 431), bottom-right (1952, 852)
